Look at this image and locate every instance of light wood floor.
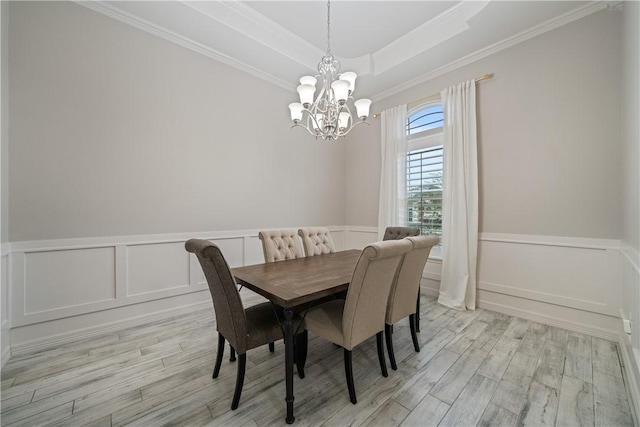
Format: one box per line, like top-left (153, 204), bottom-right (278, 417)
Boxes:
top-left (1, 293), bottom-right (634, 427)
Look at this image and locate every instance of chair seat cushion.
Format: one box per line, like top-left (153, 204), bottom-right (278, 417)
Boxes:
top-left (304, 299), bottom-right (345, 348)
top-left (245, 302), bottom-right (303, 351)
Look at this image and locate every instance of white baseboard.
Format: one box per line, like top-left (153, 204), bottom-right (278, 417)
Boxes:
top-left (1, 322), bottom-right (10, 368)
top-left (619, 326), bottom-right (640, 426)
top-left (478, 299), bottom-right (619, 341)
top-left (11, 299), bottom-right (211, 356)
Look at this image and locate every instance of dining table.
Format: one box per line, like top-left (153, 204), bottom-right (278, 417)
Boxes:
top-left (231, 249), bottom-right (362, 424)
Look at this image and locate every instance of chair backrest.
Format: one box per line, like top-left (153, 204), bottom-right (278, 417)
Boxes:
top-left (342, 239), bottom-right (413, 350)
top-left (383, 226), bottom-right (420, 241)
top-left (386, 235), bottom-right (439, 325)
top-left (298, 227), bottom-right (336, 257)
top-left (258, 229), bottom-right (305, 263)
top-left (185, 239), bottom-right (248, 353)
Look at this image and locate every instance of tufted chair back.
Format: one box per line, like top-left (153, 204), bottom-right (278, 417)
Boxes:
top-left (298, 227), bottom-right (336, 257)
top-left (258, 229), bottom-right (305, 263)
top-left (383, 226), bottom-right (420, 241)
top-left (185, 239), bottom-right (248, 354)
top-left (386, 235), bottom-right (439, 325)
top-left (342, 239), bottom-right (413, 350)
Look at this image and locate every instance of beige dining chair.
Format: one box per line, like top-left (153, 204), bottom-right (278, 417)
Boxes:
top-left (258, 229), bottom-right (308, 365)
top-left (259, 229), bottom-right (305, 262)
top-left (298, 227), bottom-right (336, 257)
top-left (385, 235), bottom-right (439, 370)
top-left (185, 238), bottom-right (306, 410)
top-left (382, 226), bottom-right (421, 332)
top-left (382, 226), bottom-right (420, 241)
top-left (302, 238), bottom-right (413, 404)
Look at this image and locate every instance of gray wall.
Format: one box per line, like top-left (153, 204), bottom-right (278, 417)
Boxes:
top-left (8, 1), bottom-right (346, 242)
top-left (622, 1), bottom-right (640, 251)
top-left (1, 0), bottom-right (7, 243)
top-left (345, 9), bottom-right (623, 240)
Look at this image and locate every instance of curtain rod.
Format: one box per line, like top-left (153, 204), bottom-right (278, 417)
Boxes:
top-left (371, 73), bottom-right (493, 118)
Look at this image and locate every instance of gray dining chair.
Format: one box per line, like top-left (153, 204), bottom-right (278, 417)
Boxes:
top-left (382, 226), bottom-right (420, 241)
top-left (385, 235), bottom-right (439, 370)
top-left (298, 227), bottom-right (336, 257)
top-left (302, 238), bottom-right (413, 404)
top-left (185, 238), bottom-right (306, 410)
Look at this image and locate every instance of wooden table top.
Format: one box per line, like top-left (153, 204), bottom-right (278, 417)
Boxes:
top-left (232, 249), bottom-right (362, 308)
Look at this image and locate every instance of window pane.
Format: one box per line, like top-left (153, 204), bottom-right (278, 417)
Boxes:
top-left (406, 145), bottom-right (443, 243)
top-left (407, 105), bottom-right (444, 135)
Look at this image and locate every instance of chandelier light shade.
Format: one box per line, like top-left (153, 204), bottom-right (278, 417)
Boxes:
top-left (288, 0), bottom-right (372, 140)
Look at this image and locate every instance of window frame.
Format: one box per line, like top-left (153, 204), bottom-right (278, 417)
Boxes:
top-left (406, 101), bottom-right (444, 259)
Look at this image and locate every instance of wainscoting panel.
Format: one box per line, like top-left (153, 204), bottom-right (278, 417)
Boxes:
top-left (476, 234), bottom-right (622, 340)
top-left (478, 237), bottom-right (618, 317)
top-left (6, 227), bottom-right (350, 353)
top-left (209, 237), bottom-right (245, 268)
top-left (1, 247), bottom-right (10, 368)
top-left (345, 227), bottom-right (379, 249)
top-left (3, 228), bottom-right (628, 361)
top-left (243, 235), bottom-right (264, 267)
top-left (619, 244), bottom-right (640, 422)
top-left (24, 247), bottom-right (116, 314)
top-left (127, 242), bottom-right (189, 296)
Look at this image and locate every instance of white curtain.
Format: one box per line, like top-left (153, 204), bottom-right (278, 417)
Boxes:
top-left (378, 105), bottom-right (408, 239)
top-left (438, 80), bottom-right (478, 310)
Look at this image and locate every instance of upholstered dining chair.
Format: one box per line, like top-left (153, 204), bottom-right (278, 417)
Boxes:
top-left (257, 229), bottom-right (307, 356)
top-left (382, 226), bottom-right (421, 332)
top-left (298, 227), bottom-right (336, 257)
top-left (302, 238), bottom-right (413, 404)
top-left (385, 235), bottom-right (439, 370)
top-left (185, 238), bottom-right (306, 410)
top-left (382, 226), bottom-right (420, 241)
top-left (259, 229), bottom-right (305, 262)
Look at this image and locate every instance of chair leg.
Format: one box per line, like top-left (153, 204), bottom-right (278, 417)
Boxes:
top-left (376, 332), bottom-right (388, 378)
top-left (269, 342), bottom-right (275, 353)
top-left (343, 349), bottom-right (357, 404)
top-left (213, 333), bottom-right (225, 379)
top-left (416, 292), bottom-right (421, 333)
top-left (409, 314), bottom-right (420, 352)
top-left (385, 324), bottom-right (398, 371)
top-left (295, 330), bottom-right (308, 379)
top-left (230, 346), bottom-right (236, 362)
top-left (416, 289), bottom-right (420, 332)
top-left (231, 353), bottom-right (247, 410)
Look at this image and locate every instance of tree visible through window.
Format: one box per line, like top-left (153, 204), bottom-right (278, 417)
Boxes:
top-left (406, 103), bottom-right (443, 241)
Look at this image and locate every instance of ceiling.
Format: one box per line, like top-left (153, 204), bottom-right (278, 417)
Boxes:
top-left (81, 1), bottom-right (611, 101)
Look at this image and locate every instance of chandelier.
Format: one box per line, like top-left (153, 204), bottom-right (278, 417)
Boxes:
top-left (288, 0), bottom-right (372, 140)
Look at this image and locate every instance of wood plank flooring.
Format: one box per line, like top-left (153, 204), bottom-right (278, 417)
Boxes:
top-left (1, 293), bottom-right (634, 426)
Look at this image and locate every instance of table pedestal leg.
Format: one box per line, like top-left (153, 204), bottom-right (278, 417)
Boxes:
top-left (284, 308), bottom-right (295, 424)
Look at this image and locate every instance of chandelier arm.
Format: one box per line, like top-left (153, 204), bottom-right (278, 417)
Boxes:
top-left (288, 0), bottom-right (371, 140)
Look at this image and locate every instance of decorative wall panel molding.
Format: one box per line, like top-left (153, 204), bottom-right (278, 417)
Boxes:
top-left (7, 226), bottom-right (345, 351)
top-left (619, 244), bottom-right (640, 422)
top-left (3, 227), bottom-right (630, 358)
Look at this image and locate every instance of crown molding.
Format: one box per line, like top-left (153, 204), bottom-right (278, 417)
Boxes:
top-left (371, 1), bottom-right (489, 76)
top-left (184, 1), bottom-right (322, 72)
top-left (372, 1), bottom-right (609, 102)
top-left (73, 1), bottom-right (295, 91)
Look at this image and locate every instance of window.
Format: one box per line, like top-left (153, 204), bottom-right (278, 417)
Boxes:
top-left (406, 103), bottom-right (444, 244)
top-left (407, 104), bottom-right (444, 136)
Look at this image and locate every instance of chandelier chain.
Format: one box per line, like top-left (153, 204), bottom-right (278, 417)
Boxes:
top-left (326, 0), bottom-right (331, 55)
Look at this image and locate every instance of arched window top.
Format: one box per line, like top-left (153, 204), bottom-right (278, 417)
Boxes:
top-left (407, 101), bottom-right (443, 136)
